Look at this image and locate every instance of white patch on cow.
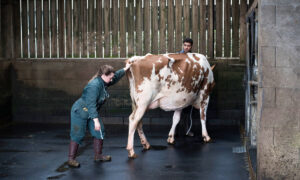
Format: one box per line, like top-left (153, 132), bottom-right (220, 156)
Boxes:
top-left (129, 56), bottom-right (143, 63)
top-left (163, 54), bottom-right (175, 68)
top-left (157, 58), bottom-right (162, 63)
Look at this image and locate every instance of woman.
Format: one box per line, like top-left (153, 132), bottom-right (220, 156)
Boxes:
top-left (68, 63), bottom-right (131, 167)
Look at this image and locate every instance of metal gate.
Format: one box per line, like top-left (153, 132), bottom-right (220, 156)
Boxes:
top-left (245, 6), bottom-right (258, 147)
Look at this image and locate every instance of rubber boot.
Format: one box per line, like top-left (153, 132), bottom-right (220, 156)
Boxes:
top-left (68, 140), bottom-right (80, 167)
top-left (94, 138), bottom-right (111, 162)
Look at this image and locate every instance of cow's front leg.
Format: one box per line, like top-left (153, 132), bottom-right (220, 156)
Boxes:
top-left (200, 98), bottom-right (211, 142)
top-left (167, 110), bottom-right (182, 144)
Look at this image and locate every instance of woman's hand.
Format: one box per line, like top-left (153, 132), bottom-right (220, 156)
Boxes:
top-left (124, 63), bottom-right (131, 71)
top-left (93, 118), bottom-right (101, 131)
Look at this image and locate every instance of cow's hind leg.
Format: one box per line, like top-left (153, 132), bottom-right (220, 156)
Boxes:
top-left (126, 106), bottom-right (147, 158)
top-left (137, 121), bottom-right (150, 150)
top-left (199, 97), bottom-right (211, 142)
top-left (167, 110), bottom-right (182, 144)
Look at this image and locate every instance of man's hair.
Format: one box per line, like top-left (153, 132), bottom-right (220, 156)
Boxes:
top-left (183, 38), bottom-right (193, 46)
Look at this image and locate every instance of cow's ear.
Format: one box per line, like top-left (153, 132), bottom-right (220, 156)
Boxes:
top-left (211, 64), bottom-right (216, 71)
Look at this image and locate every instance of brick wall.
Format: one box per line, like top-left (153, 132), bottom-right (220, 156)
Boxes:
top-left (257, 0), bottom-right (300, 179)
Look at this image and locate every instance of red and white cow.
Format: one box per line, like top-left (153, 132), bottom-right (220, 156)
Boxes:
top-left (125, 53), bottom-right (215, 158)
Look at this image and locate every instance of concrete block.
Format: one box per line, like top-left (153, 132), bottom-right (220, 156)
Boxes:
top-left (275, 67), bottom-right (299, 88)
top-left (260, 5), bottom-right (276, 26)
top-left (260, 66), bottom-right (277, 87)
top-left (276, 5), bottom-right (300, 47)
top-left (262, 87), bottom-right (276, 108)
top-left (261, 107), bottom-right (299, 129)
top-left (261, 46), bottom-right (276, 67)
top-left (276, 46), bottom-right (300, 68)
top-left (259, 26), bottom-right (278, 46)
top-left (276, 88), bottom-right (300, 108)
top-left (260, 0), bottom-right (277, 6)
top-left (276, 0), bottom-right (300, 5)
top-left (257, 127), bottom-right (274, 146)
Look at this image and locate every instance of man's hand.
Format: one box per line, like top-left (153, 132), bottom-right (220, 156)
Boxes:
top-left (93, 118), bottom-right (101, 131)
top-left (124, 63), bottom-right (131, 71)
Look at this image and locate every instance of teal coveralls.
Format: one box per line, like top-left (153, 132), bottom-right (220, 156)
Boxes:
top-left (70, 69), bottom-right (125, 144)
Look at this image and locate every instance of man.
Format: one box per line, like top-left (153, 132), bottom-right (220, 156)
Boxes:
top-left (178, 38), bottom-right (194, 137)
top-left (179, 38), bottom-right (193, 53)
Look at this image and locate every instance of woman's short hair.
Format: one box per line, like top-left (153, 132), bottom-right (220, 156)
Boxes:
top-left (98, 65), bottom-right (115, 76)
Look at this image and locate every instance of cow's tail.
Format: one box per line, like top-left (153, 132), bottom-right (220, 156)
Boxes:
top-left (125, 59), bottom-right (137, 116)
top-left (186, 106), bottom-right (194, 135)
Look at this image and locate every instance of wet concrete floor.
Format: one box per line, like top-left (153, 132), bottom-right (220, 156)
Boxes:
top-left (0, 123), bottom-right (249, 180)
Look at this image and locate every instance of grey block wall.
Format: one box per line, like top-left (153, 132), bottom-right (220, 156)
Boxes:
top-left (257, 0), bottom-right (300, 179)
top-left (0, 58), bottom-right (245, 127)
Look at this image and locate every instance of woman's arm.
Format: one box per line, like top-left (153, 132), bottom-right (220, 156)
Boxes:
top-left (108, 63), bottom-right (131, 86)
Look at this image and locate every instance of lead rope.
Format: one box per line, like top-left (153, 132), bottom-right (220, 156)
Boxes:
top-left (186, 106), bottom-right (193, 135)
top-left (99, 128), bottom-right (104, 139)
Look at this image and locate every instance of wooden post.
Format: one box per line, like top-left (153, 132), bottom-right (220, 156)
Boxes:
top-left (81, 0), bottom-right (87, 57)
top-left (152, 0), bottom-right (158, 54)
top-left (183, 0), bottom-right (189, 39)
top-left (216, 0), bottom-right (223, 57)
top-left (167, 0), bottom-right (174, 53)
top-left (37, 0), bottom-right (42, 57)
top-left (44, 0), bottom-right (50, 57)
top-left (0, 0), bottom-right (2, 57)
top-left (13, 0), bottom-right (21, 58)
top-left (207, 0), bottom-right (214, 58)
top-left (96, 0), bottom-right (103, 58)
top-left (51, 0), bottom-right (57, 58)
top-left (73, 0), bottom-right (80, 57)
top-left (240, 0), bottom-right (247, 61)
top-left (88, 0), bottom-right (95, 57)
top-left (119, 0), bottom-right (125, 57)
top-left (58, 0), bottom-right (64, 57)
top-left (135, 0), bottom-right (142, 55)
top-left (199, 0), bottom-right (206, 55)
top-left (111, 0), bottom-right (118, 57)
top-left (192, 0), bottom-right (199, 53)
top-left (159, 0), bottom-right (166, 54)
top-left (127, 0), bottom-right (134, 56)
top-left (29, 0), bottom-right (34, 57)
top-left (66, 0), bottom-right (72, 57)
top-left (224, 0), bottom-right (231, 57)
top-left (1, 0), bottom-right (16, 58)
top-left (175, 0), bottom-right (182, 52)
top-left (144, 0), bottom-right (150, 54)
top-left (21, 0), bottom-right (28, 58)
top-left (232, 0), bottom-right (239, 57)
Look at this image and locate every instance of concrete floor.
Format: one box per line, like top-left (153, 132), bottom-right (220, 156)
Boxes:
top-left (0, 123), bottom-right (249, 180)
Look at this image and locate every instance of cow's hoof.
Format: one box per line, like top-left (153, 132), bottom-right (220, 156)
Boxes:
top-left (167, 139), bottom-right (175, 145)
top-left (203, 136), bottom-right (211, 143)
top-left (167, 141), bottom-right (175, 145)
top-left (128, 153), bottom-right (138, 159)
top-left (142, 143), bottom-right (151, 150)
